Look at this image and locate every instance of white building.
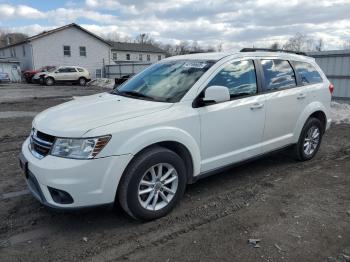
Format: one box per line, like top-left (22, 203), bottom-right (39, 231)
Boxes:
top-left (110, 42), bottom-right (165, 63)
top-left (0, 23), bottom-right (166, 79)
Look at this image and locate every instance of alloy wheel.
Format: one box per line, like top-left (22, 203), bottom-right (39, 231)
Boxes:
top-left (138, 163), bottom-right (178, 211)
top-left (303, 125), bottom-right (320, 156)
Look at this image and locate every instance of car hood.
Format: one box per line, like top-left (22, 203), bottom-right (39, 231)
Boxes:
top-left (33, 92), bottom-right (173, 137)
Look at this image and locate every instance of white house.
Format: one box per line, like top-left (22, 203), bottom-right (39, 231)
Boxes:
top-left (0, 23), bottom-right (166, 79)
top-left (109, 42), bottom-right (165, 63)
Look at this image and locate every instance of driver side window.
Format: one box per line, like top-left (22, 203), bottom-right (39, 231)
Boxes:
top-left (57, 68), bottom-right (68, 73)
top-left (207, 60), bottom-right (257, 98)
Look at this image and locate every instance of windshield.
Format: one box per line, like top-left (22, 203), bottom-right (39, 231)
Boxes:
top-left (47, 67), bottom-right (56, 72)
top-left (112, 60), bottom-right (215, 102)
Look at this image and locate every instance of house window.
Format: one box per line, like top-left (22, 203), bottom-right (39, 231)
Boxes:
top-left (126, 54), bottom-right (130, 60)
top-left (139, 54), bottom-right (143, 61)
top-left (22, 45), bottom-right (26, 57)
top-left (158, 55), bottom-right (162, 61)
top-left (11, 48), bottom-right (16, 57)
top-left (112, 52), bottom-right (117, 60)
top-left (147, 54), bottom-right (150, 61)
top-left (96, 69), bottom-right (102, 78)
top-left (63, 45), bottom-right (71, 56)
top-left (79, 46), bottom-right (86, 57)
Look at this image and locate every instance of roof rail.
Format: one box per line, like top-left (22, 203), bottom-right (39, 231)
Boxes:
top-left (240, 48), bottom-right (307, 56)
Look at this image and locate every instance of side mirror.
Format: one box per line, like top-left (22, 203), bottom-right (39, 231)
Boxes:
top-left (203, 85), bottom-right (230, 103)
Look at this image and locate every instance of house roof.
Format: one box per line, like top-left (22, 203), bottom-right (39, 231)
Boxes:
top-left (109, 41), bottom-right (165, 54)
top-left (0, 23), bottom-right (166, 54)
top-left (0, 23), bottom-right (110, 50)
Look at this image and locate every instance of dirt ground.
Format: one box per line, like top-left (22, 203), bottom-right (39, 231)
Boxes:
top-left (0, 83), bottom-right (349, 262)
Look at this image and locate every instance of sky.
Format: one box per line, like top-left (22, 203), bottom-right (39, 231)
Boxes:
top-left (0, 0), bottom-right (350, 51)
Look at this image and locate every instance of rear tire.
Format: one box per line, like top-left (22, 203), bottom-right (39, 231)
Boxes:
top-left (293, 117), bottom-right (323, 161)
top-left (118, 146), bottom-right (187, 221)
top-left (45, 77), bottom-right (54, 86)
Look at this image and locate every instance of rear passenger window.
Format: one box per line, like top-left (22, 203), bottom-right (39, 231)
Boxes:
top-left (261, 60), bottom-right (296, 91)
top-left (292, 61), bottom-right (323, 85)
top-left (207, 60), bottom-right (257, 98)
top-left (67, 68), bottom-right (77, 73)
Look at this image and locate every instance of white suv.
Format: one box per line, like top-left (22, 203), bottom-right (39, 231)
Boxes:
top-left (19, 49), bottom-right (332, 220)
top-left (42, 66), bottom-right (91, 86)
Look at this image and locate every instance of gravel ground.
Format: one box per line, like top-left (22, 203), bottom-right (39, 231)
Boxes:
top-left (0, 83), bottom-right (349, 262)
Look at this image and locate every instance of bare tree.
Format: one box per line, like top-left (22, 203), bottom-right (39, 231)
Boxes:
top-left (282, 33), bottom-right (315, 52)
top-left (105, 31), bottom-right (123, 42)
top-left (217, 42), bottom-right (223, 52)
top-left (270, 42), bottom-right (280, 50)
top-left (135, 33), bottom-right (154, 44)
top-left (342, 40), bottom-right (350, 49)
top-left (315, 38), bottom-right (324, 51)
top-left (0, 29), bottom-right (28, 48)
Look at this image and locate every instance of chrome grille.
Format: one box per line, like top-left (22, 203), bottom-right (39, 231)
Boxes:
top-left (29, 129), bottom-right (55, 159)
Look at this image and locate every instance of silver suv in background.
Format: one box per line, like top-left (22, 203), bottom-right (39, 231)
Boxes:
top-left (41, 66), bottom-right (91, 86)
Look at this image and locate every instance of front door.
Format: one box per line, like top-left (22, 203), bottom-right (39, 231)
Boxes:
top-left (197, 59), bottom-right (266, 172)
top-left (54, 67), bottom-right (69, 81)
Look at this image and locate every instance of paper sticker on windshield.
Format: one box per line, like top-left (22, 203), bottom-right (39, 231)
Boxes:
top-left (183, 62), bottom-right (207, 69)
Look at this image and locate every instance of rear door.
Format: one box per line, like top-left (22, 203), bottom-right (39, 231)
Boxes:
top-left (65, 67), bottom-right (78, 81)
top-left (259, 59), bottom-right (309, 152)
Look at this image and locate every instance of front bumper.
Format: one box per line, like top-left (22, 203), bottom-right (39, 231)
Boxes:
top-left (20, 138), bottom-right (133, 209)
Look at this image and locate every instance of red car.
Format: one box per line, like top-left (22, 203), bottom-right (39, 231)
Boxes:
top-left (23, 66), bottom-right (56, 83)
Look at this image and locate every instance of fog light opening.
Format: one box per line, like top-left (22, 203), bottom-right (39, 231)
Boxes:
top-left (48, 187), bottom-right (74, 204)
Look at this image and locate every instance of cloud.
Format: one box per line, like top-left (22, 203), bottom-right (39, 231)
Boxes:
top-left (0, 4), bottom-right (46, 19)
top-left (2, 0), bottom-right (350, 50)
top-left (46, 8), bottom-right (119, 25)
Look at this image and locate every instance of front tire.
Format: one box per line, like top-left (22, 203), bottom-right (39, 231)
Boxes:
top-left (118, 146), bottom-right (187, 221)
top-left (45, 77), bottom-right (54, 86)
top-left (293, 117), bottom-right (323, 161)
top-left (78, 77), bottom-right (87, 86)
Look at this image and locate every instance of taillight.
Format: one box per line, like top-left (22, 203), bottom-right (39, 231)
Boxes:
top-left (329, 83), bottom-right (334, 94)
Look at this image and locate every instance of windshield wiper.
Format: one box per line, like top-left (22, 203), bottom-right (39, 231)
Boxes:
top-left (116, 90), bottom-right (155, 101)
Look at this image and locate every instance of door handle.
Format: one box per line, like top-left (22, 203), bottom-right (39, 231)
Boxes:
top-left (297, 93), bottom-right (306, 100)
top-left (250, 103), bottom-right (264, 110)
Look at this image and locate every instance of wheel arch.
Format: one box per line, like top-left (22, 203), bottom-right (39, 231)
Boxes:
top-left (110, 128), bottom-right (201, 192)
top-left (293, 102), bottom-right (329, 142)
top-left (114, 139), bottom-right (198, 205)
top-left (309, 110), bottom-right (327, 133)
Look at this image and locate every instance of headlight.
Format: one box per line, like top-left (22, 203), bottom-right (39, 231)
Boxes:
top-left (51, 136), bottom-right (111, 159)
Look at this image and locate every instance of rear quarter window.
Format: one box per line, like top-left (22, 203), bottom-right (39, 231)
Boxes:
top-left (292, 61), bottom-right (323, 85)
